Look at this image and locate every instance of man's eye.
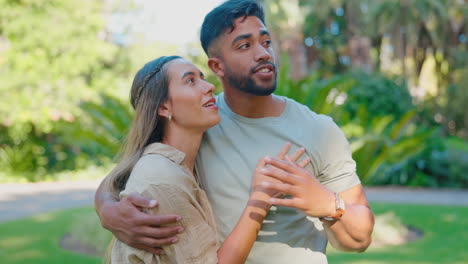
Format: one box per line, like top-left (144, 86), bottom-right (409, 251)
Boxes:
top-left (264, 40), bottom-right (272, 46)
top-left (187, 78), bottom-right (195, 83)
top-left (239, 43), bottom-right (250, 49)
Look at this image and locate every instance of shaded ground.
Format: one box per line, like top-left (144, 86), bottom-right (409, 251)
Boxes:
top-left (0, 180), bottom-right (467, 222)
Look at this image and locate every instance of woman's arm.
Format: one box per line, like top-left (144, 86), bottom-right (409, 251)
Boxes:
top-left (217, 187), bottom-right (271, 263)
top-left (217, 144), bottom-right (311, 263)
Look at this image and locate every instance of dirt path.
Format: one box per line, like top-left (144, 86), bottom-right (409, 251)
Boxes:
top-left (0, 180), bottom-right (466, 222)
top-left (0, 180), bottom-right (99, 222)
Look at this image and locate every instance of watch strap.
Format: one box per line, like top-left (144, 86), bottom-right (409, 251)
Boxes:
top-left (320, 192), bottom-right (345, 221)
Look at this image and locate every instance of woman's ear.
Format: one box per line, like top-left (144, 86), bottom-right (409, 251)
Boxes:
top-left (158, 100), bottom-right (171, 119)
top-left (208, 58), bottom-right (224, 78)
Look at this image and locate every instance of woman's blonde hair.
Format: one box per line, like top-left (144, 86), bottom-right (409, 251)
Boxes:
top-left (106, 56), bottom-right (181, 194)
top-left (104, 56), bottom-right (181, 263)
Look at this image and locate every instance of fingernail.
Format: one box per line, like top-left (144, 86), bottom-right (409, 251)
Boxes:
top-left (269, 198), bottom-right (277, 203)
top-left (176, 216), bottom-right (182, 221)
top-left (148, 200), bottom-right (157, 207)
top-left (261, 181), bottom-right (271, 187)
top-left (260, 168), bottom-right (268, 173)
top-left (171, 237), bottom-right (179, 243)
top-left (177, 226), bottom-right (184, 233)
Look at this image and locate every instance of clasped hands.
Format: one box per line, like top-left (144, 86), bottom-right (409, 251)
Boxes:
top-left (250, 143), bottom-right (336, 219)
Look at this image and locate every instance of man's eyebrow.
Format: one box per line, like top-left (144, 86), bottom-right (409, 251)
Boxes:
top-left (260, 29), bottom-right (270, 37)
top-left (231, 33), bottom-right (252, 46)
top-left (231, 30), bottom-right (270, 47)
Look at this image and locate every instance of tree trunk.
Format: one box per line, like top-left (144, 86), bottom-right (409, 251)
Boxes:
top-left (345, 2), bottom-right (373, 72)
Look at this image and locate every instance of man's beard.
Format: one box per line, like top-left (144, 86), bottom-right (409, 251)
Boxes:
top-left (225, 63), bottom-right (277, 96)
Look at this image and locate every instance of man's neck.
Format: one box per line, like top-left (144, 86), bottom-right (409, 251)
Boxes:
top-left (223, 87), bottom-right (285, 118)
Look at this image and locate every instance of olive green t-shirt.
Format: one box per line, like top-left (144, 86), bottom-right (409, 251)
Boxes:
top-left (196, 93), bottom-right (360, 264)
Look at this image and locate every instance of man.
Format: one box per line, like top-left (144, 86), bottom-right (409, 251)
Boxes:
top-left (95, 0), bottom-right (374, 263)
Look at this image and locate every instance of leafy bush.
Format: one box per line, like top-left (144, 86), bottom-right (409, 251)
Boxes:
top-left (344, 111), bottom-right (435, 184)
top-left (0, 123), bottom-right (90, 182)
top-left (381, 137), bottom-right (468, 188)
top-left (343, 71), bottom-right (414, 121)
top-left (60, 94), bottom-right (133, 159)
top-left (276, 59), bottom-right (434, 185)
top-left (0, 94), bottom-right (131, 182)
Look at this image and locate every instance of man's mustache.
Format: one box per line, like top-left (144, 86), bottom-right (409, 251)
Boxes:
top-left (250, 61), bottom-right (276, 74)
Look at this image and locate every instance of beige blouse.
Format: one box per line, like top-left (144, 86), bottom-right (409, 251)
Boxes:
top-left (111, 143), bottom-right (219, 264)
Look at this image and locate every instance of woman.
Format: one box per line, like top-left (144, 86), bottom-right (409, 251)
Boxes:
top-left (106, 56), bottom-right (303, 263)
top-left (107, 56), bottom-right (310, 263)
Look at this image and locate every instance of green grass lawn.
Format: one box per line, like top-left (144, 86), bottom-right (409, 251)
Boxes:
top-left (328, 203), bottom-right (468, 264)
top-left (0, 203), bottom-right (467, 264)
top-left (0, 207), bottom-right (104, 264)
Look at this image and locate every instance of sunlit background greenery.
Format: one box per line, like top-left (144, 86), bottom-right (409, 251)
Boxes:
top-left (0, 0), bottom-right (467, 188)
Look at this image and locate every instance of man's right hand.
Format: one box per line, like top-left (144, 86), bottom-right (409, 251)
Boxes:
top-left (98, 192), bottom-right (183, 254)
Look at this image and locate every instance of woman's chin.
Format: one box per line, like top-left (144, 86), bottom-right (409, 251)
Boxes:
top-left (202, 115), bottom-right (221, 130)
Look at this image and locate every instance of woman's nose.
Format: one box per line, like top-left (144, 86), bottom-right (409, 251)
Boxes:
top-left (204, 81), bottom-right (215, 93)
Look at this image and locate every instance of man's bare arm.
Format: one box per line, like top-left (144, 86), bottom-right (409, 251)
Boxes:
top-left (259, 157), bottom-right (374, 252)
top-left (94, 177), bottom-right (184, 254)
top-left (321, 184), bottom-right (374, 251)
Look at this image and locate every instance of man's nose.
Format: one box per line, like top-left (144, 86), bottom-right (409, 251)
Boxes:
top-left (254, 44), bottom-right (271, 62)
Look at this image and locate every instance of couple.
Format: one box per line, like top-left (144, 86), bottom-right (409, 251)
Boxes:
top-left (97, 0), bottom-right (374, 263)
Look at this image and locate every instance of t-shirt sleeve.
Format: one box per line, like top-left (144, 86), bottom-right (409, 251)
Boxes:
top-left (119, 184), bottom-right (218, 264)
top-left (317, 117), bottom-right (361, 193)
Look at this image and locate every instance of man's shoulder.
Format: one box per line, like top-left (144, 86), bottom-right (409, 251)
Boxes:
top-left (281, 95), bottom-right (334, 125)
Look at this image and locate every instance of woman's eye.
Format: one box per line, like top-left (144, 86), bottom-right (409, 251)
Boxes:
top-left (187, 78), bottom-right (195, 84)
top-left (264, 40), bottom-right (272, 46)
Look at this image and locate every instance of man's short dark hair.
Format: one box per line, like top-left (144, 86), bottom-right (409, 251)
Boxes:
top-left (200, 0), bottom-right (265, 57)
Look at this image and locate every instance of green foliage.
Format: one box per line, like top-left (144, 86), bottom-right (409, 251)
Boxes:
top-left (0, 0), bottom-right (141, 182)
top-left (0, 0), bottom-right (119, 130)
top-left (346, 111), bottom-right (435, 184)
top-left (0, 93), bottom-right (131, 182)
top-left (443, 50), bottom-right (468, 136)
top-left (0, 123), bottom-right (90, 182)
top-left (284, 0), bottom-right (468, 136)
top-left (276, 54), bottom-right (356, 121)
top-left (276, 58), bottom-right (433, 184)
top-left (343, 71), bottom-right (413, 120)
top-left (382, 137), bottom-right (468, 188)
top-left (61, 94), bottom-right (133, 159)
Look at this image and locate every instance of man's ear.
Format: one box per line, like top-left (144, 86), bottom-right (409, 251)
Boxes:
top-left (208, 57), bottom-right (224, 78)
top-left (158, 100), bottom-right (171, 119)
